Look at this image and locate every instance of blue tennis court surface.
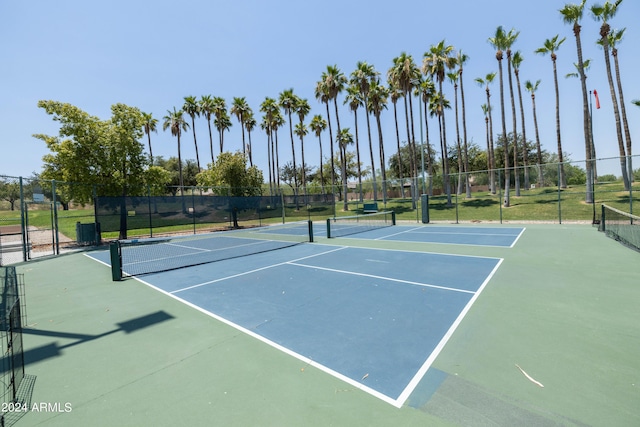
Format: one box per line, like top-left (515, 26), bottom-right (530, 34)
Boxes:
top-left (88, 239), bottom-right (502, 407)
top-left (325, 224), bottom-right (525, 247)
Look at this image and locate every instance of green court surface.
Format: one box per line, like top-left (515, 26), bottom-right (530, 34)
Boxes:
top-left (11, 223), bottom-right (640, 426)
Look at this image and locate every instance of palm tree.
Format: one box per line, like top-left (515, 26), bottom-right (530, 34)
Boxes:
top-left (388, 53), bottom-right (421, 206)
top-left (214, 111), bottom-right (232, 156)
top-left (475, 73), bottom-right (497, 194)
top-left (388, 83), bottom-right (406, 196)
top-left (415, 78), bottom-right (436, 196)
top-left (310, 114), bottom-right (328, 195)
top-left (336, 128), bottom-right (354, 210)
top-left (344, 84), bottom-right (365, 202)
top-left (607, 27), bottom-right (633, 183)
top-left (536, 35), bottom-right (567, 188)
top-left (503, 29), bottom-right (520, 196)
top-left (315, 72), bottom-right (334, 195)
top-left (295, 97), bottom-right (311, 196)
top-left (244, 112), bottom-right (256, 167)
top-left (512, 51), bottom-right (530, 191)
top-left (591, 0), bottom-right (628, 190)
top-left (279, 89), bottom-right (299, 197)
top-left (142, 112), bottom-right (158, 164)
top-left (481, 103), bottom-right (491, 183)
top-left (368, 80), bottom-right (389, 204)
top-left (447, 71), bottom-right (464, 195)
top-left (326, 66), bottom-right (348, 193)
top-left (560, 0), bottom-right (594, 203)
top-left (199, 95), bottom-right (216, 165)
top-left (428, 92), bottom-right (452, 187)
top-left (488, 27), bottom-right (511, 207)
top-left (162, 107), bottom-right (189, 197)
top-left (525, 80), bottom-right (544, 188)
top-left (260, 97), bottom-right (280, 192)
top-left (231, 97), bottom-right (250, 158)
top-left (211, 97), bottom-right (229, 153)
top-left (182, 96), bottom-right (201, 172)
top-left (351, 61), bottom-right (379, 201)
top-left (423, 40), bottom-right (457, 206)
top-left (457, 50), bottom-right (472, 199)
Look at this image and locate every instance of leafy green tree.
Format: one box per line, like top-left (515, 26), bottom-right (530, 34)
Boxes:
top-left (196, 151), bottom-right (263, 196)
top-left (197, 152), bottom-right (263, 228)
top-left (35, 101), bottom-right (148, 203)
top-left (0, 179), bottom-right (20, 211)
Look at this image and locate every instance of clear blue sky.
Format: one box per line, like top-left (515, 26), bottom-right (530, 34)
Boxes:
top-left (1, 0), bottom-right (639, 179)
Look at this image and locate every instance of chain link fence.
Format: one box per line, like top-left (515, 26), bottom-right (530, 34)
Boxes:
top-left (1, 155), bottom-right (638, 264)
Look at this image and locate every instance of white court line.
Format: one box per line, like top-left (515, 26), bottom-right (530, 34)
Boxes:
top-left (395, 258), bottom-right (504, 406)
top-left (130, 272), bottom-right (401, 407)
top-left (171, 246), bottom-right (348, 294)
top-left (375, 226), bottom-right (424, 240)
top-left (287, 262), bottom-right (475, 295)
top-left (509, 227), bottom-right (527, 248)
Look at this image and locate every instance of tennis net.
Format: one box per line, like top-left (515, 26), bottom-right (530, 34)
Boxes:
top-left (326, 211), bottom-right (395, 238)
top-left (599, 204), bottom-right (640, 252)
top-left (110, 220), bottom-right (313, 279)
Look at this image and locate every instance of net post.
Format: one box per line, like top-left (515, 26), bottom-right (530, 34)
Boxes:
top-left (391, 211), bottom-right (396, 225)
top-left (110, 241), bottom-right (122, 281)
top-left (421, 194), bottom-right (429, 224)
top-left (600, 204), bottom-right (606, 233)
top-left (308, 220), bottom-right (314, 243)
top-left (326, 218), bottom-right (332, 239)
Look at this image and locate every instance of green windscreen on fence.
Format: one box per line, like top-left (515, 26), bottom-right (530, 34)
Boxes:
top-left (599, 204), bottom-right (640, 252)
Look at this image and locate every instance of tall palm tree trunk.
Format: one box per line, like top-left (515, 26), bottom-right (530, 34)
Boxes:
top-left (351, 110), bottom-right (363, 202)
top-left (531, 93), bottom-right (544, 188)
top-left (601, 25), bottom-right (629, 190)
top-left (364, 107), bottom-right (377, 201)
top-left (507, 53), bottom-right (520, 196)
top-left (325, 102), bottom-right (335, 195)
top-left (552, 57), bottom-right (566, 188)
top-left (612, 48), bottom-right (633, 183)
top-left (333, 99), bottom-right (347, 210)
top-left (515, 71), bottom-right (529, 190)
top-left (392, 101), bottom-right (405, 198)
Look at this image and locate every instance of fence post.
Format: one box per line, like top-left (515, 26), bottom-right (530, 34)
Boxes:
top-left (557, 163), bottom-right (562, 225)
top-left (19, 177), bottom-right (27, 262)
top-left (51, 180), bottom-right (60, 254)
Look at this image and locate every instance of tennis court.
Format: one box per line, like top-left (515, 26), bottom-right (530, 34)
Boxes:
top-left (11, 219), bottom-right (640, 426)
top-left (88, 236), bottom-right (502, 407)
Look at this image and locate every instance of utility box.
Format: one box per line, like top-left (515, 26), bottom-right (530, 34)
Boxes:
top-left (76, 222), bottom-right (101, 245)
